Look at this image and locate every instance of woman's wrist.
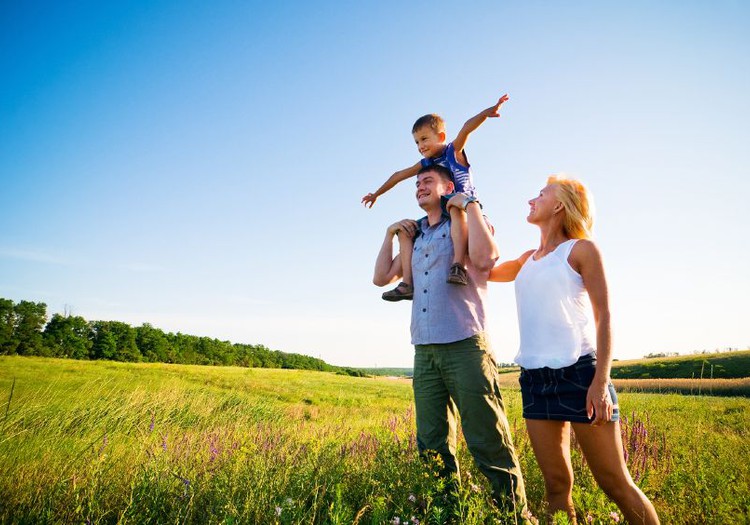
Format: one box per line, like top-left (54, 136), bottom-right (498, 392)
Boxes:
top-left (592, 373), bottom-right (610, 386)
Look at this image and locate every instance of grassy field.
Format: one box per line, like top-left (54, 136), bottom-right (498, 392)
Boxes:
top-left (610, 349), bottom-right (750, 379)
top-left (1, 357), bottom-right (748, 524)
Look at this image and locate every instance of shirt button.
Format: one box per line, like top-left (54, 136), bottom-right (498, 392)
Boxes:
top-left (425, 254), bottom-right (429, 258)
top-left (422, 308), bottom-right (427, 312)
top-left (424, 271), bottom-right (428, 275)
top-left (423, 289), bottom-right (427, 293)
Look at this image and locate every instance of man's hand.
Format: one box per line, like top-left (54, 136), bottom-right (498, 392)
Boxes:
top-left (362, 193), bottom-right (378, 208)
top-left (387, 219), bottom-right (418, 238)
top-left (484, 93), bottom-right (509, 118)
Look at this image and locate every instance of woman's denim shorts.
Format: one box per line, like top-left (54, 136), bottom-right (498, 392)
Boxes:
top-left (519, 353), bottom-right (620, 423)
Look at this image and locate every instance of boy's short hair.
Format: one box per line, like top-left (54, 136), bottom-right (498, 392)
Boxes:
top-left (412, 114), bottom-right (446, 134)
top-left (418, 164), bottom-right (453, 184)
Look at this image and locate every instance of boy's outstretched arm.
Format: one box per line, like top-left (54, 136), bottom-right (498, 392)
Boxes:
top-left (361, 160), bottom-right (422, 208)
top-left (451, 94), bottom-right (509, 160)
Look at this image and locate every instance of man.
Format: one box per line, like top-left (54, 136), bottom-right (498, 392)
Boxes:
top-left (373, 164), bottom-right (528, 517)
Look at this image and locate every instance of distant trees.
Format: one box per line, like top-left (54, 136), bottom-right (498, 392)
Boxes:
top-left (0, 297), bottom-right (340, 373)
top-left (136, 323), bottom-right (170, 362)
top-left (644, 352), bottom-right (680, 359)
top-left (44, 313), bottom-right (92, 359)
top-left (90, 321), bottom-right (141, 362)
top-left (0, 299), bottom-right (47, 356)
top-left (0, 298), bottom-right (16, 354)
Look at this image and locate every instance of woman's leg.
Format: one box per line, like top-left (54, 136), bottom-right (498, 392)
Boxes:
top-left (525, 419), bottom-right (577, 522)
top-left (572, 422), bottom-right (660, 525)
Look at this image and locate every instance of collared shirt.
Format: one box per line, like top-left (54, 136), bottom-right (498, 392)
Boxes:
top-left (410, 215), bottom-right (489, 345)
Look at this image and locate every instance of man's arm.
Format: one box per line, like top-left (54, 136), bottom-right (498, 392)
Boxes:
top-left (373, 219), bottom-right (418, 285)
top-left (362, 161), bottom-right (422, 208)
top-left (451, 94), bottom-right (509, 164)
top-left (447, 196), bottom-right (499, 273)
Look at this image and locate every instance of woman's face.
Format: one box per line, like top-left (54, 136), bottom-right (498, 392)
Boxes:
top-left (527, 184), bottom-right (561, 224)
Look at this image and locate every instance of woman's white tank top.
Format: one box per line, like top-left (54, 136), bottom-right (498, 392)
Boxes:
top-left (514, 239), bottom-right (596, 369)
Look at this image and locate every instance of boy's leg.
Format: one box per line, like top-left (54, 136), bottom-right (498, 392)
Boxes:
top-left (382, 231), bottom-right (414, 301)
top-left (440, 335), bottom-right (528, 519)
top-left (400, 231), bottom-right (414, 288)
top-left (447, 207), bottom-right (469, 285)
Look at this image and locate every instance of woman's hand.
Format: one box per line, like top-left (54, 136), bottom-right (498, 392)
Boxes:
top-left (586, 378), bottom-right (613, 425)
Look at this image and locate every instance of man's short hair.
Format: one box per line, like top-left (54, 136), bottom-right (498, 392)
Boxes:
top-left (412, 114), bottom-right (445, 134)
top-left (418, 164), bottom-right (453, 184)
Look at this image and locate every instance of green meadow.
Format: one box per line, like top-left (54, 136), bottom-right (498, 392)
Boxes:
top-left (1, 356), bottom-right (748, 524)
top-left (610, 350), bottom-right (750, 380)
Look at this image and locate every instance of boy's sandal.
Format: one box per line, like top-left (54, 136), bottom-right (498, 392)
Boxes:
top-left (382, 282), bottom-right (414, 302)
top-left (446, 263), bottom-right (469, 286)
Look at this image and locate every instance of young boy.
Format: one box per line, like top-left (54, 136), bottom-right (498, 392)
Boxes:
top-left (362, 94), bottom-right (509, 301)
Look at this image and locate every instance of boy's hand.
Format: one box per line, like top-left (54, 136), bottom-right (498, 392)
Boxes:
top-left (387, 219), bottom-right (418, 238)
top-left (453, 93), bottom-right (510, 156)
top-left (361, 193), bottom-right (378, 208)
top-left (445, 193), bottom-right (469, 212)
top-left (485, 93), bottom-right (509, 118)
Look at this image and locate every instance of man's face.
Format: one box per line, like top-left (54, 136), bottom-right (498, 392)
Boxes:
top-left (415, 170), bottom-right (453, 209)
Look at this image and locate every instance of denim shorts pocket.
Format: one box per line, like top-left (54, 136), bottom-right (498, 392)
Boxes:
top-left (559, 363), bottom-right (591, 391)
top-left (557, 363), bottom-right (592, 414)
top-left (518, 370), bottom-right (536, 412)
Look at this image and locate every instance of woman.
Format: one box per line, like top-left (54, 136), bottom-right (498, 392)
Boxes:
top-left (486, 176), bottom-right (659, 523)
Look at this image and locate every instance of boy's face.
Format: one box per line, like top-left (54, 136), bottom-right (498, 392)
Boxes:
top-left (413, 126), bottom-right (446, 159)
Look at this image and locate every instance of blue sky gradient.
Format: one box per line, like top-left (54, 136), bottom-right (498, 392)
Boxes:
top-left (2, 1), bottom-right (748, 366)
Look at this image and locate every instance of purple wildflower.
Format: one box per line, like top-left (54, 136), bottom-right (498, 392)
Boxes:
top-left (97, 433), bottom-right (108, 455)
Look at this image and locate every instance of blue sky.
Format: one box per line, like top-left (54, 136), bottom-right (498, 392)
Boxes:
top-left (2, 1), bottom-right (748, 367)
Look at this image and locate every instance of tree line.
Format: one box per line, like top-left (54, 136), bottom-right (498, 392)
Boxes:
top-left (0, 297), bottom-right (364, 375)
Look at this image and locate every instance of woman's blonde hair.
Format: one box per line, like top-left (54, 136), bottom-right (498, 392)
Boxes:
top-left (547, 174), bottom-right (594, 239)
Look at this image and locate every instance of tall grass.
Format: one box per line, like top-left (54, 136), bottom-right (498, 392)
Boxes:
top-left (1, 356), bottom-right (748, 524)
top-left (612, 377), bottom-right (750, 397)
